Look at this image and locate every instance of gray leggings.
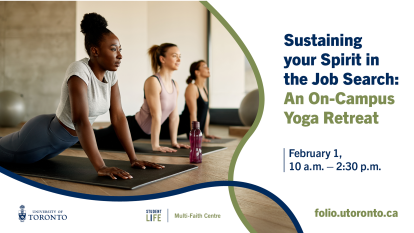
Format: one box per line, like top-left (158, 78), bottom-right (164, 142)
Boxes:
top-left (0, 114), bottom-right (78, 164)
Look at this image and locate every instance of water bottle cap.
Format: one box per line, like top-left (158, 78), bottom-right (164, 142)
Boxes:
top-left (192, 121), bottom-right (200, 129)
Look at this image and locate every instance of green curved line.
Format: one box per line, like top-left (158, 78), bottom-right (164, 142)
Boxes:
top-left (200, 2), bottom-right (265, 233)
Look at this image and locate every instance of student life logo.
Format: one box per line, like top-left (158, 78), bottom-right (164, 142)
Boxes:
top-left (18, 205), bottom-right (68, 222)
top-left (146, 209), bottom-right (169, 222)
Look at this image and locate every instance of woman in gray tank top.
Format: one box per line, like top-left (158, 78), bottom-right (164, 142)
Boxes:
top-left (93, 43), bottom-right (190, 153)
top-left (0, 13), bottom-right (164, 180)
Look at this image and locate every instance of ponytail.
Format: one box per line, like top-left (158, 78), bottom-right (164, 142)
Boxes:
top-left (148, 45), bottom-right (159, 74)
top-left (186, 75), bottom-right (194, 84)
top-left (187, 60), bottom-right (206, 84)
top-left (148, 43), bottom-right (177, 74)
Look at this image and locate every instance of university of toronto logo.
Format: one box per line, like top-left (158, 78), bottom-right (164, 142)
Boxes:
top-left (18, 205), bottom-right (26, 222)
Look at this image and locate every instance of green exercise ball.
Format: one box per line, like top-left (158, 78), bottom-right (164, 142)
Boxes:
top-left (238, 89), bottom-right (259, 126)
top-left (0, 90), bottom-right (25, 127)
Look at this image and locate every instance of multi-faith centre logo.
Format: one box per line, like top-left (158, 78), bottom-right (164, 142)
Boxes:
top-left (17, 205), bottom-right (68, 222)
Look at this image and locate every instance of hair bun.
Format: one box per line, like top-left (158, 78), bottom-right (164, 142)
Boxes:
top-left (80, 12), bottom-right (108, 34)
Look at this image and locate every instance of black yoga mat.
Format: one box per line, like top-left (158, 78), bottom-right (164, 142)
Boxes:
top-left (142, 138), bottom-right (236, 144)
top-left (0, 155), bottom-right (198, 190)
top-left (132, 143), bottom-right (227, 156)
top-left (70, 143), bottom-right (227, 157)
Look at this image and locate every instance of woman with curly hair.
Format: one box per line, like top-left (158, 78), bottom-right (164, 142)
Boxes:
top-left (0, 13), bottom-right (164, 180)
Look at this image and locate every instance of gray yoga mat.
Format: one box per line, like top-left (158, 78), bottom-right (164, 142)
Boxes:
top-left (70, 143), bottom-right (227, 157)
top-left (0, 155), bottom-right (198, 190)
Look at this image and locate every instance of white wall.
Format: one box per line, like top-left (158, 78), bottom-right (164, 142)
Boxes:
top-left (209, 14), bottom-right (245, 109)
top-left (76, 1), bottom-right (207, 121)
top-left (245, 56), bottom-right (258, 93)
top-left (147, 1), bottom-right (207, 116)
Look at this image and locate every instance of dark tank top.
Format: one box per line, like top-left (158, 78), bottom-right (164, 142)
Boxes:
top-left (181, 86), bottom-right (209, 134)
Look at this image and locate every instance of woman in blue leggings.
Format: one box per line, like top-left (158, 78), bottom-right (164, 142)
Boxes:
top-left (0, 13), bottom-right (164, 180)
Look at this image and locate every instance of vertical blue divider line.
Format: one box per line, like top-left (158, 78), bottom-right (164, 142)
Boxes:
top-left (168, 209), bottom-right (169, 222)
top-left (283, 148), bottom-right (285, 172)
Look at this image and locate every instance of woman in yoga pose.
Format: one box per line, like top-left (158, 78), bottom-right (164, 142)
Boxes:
top-left (158, 60), bottom-right (220, 142)
top-left (0, 13), bottom-right (164, 179)
top-left (93, 43), bottom-right (189, 152)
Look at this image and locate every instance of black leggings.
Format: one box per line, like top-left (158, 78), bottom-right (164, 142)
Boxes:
top-left (140, 115), bottom-right (189, 140)
top-left (93, 115), bottom-right (148, 150)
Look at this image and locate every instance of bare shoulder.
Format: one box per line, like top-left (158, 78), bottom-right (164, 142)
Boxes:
top-left (145, 75), bottom-right (160, 84)
top-left (185, 83), bottom-right (198, 97)
top-left (186, 83), bottom-right (198, 91)
top-left (144, 76), bottom-right (161, 90)
top-left (186, 83), bottom-right (197, 92)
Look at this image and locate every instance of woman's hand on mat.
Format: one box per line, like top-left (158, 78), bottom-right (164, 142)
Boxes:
top-left (171, 143), bottom-right (190, 149)
top-left (131, 159), bottom-right (165, 169)
top-left (205, 134), bottom-right (221, 139)
top-left (98, 166), bottom-right (133, 180)
top-left (152, 145), bottom-right (177, 153)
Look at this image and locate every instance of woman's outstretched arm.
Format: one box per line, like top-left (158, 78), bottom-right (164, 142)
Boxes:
top-left (204, 111), bottom-right (210, 136)
top-left (168, 104), bottom-right (180, 145)
top-left (184, 83), bottom-right (199, 127)
top-left (169, 83), bottom-right (189, 149)
top-left (202, 87), bottom-right (220, 139)
top-left (68, 76), bottom-right (132, 179)
top-left (204, 111), bottom-right (220, 139)
top-left (109, 81), bottom-right (165, 169)
top-left (109, 81), bottom-right (136, 161)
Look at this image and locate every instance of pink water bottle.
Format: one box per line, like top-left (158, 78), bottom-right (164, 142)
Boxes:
top-left (189, 121), bottom-right (202, 163)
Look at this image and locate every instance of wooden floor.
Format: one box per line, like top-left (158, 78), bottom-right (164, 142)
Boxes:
top-left (0, 123), bottom-right (296, 233)
top-left (235, 187), bottom-right (297, 233)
